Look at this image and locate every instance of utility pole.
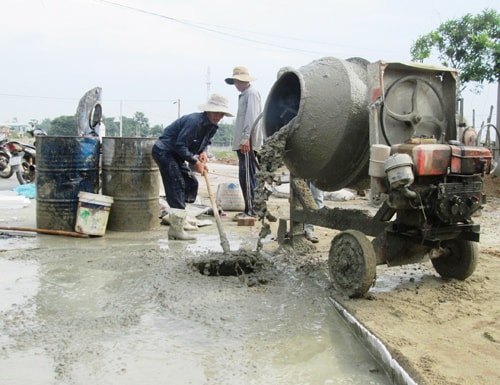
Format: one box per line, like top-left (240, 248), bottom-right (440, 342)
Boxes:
top-left (497, 82), bottom-right (500, 147)
top-left (206, 67), bottom-right (211, 99)
top-left (173, 99), bottom-right (180, 118)
top-left (119, 100), bottom-right (123, 137)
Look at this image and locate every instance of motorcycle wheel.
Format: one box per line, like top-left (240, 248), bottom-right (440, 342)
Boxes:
top-left (0, 152), bottom-right (13, 178)
top-left (16, 156), bottom-right (35, 185)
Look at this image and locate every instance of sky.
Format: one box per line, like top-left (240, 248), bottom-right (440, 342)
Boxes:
top-left (0, 0), bottom-right (498, 129)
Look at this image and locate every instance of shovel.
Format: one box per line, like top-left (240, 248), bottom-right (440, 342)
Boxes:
top-left (203, 171), bottom-right (231, 254)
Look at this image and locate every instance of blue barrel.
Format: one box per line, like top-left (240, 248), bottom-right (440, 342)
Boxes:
top-left (36, 136), bottom-right (100, 231)
top-left (101, 137), bottom-right (160, 231)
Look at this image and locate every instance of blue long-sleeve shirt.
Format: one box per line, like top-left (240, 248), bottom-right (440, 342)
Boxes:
top-left (154, 112), bottom-right (218, 164)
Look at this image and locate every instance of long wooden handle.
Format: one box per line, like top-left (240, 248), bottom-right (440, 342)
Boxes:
top-left (204, 172), bottom-right (219, 218)
top-left (203, 172), bottom-right (231, 253)
top-left (0, 226), bottom-right (90, 238)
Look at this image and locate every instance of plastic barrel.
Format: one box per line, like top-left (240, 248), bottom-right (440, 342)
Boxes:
top-left (36, 136), bottom-right (100, 231)
top-left (101, 137), bottom-right (160, 231)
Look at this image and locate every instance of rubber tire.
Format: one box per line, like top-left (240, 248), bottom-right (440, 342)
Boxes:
top-left (0, 152), bottom-right (13, 178)
top-left (328, 230), bottom-right (377, 298)
top-left (431, 239), bottom-right (478, 280)
top-left (16, 157), bottom-right (34, 185)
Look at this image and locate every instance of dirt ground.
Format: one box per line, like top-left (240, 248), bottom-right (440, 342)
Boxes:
top-left (284, 172), bottom-right (500, 385)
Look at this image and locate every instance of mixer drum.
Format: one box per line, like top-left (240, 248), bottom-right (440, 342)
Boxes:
top-left (263, 56), bottom-right (370, 191)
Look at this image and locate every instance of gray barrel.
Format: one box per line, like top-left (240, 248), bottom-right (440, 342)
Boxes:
top-left (263, 57), bottom-right (370, 191)
top-left (101, 137), bottom-right (160, 231)
top-left (36, 136), bottom-right (100, 231)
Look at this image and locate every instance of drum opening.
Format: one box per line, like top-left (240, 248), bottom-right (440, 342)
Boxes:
top-left (263, 71), bottom-right (301, 138)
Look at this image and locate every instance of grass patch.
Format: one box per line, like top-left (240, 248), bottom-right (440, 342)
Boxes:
top-left (211, 148), bottom-right (236, 160)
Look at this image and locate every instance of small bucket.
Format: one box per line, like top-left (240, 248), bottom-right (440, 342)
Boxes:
top-left (75, 192), bottom-right (114, 236)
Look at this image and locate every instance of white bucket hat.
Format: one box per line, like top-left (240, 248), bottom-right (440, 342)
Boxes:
top-left (198, 94), bottom-right (233, 117)
top-left (225, 66), bottom-right (257, 84)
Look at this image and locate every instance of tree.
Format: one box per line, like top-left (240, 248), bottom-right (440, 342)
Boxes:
top-left (133, 111), bottom-right (149, 137)
top-left (410, 8), bottom-right (499, 95)
top-left (102, 116), bottom-right (119, 137)
top-left (49, 115), bottom-right (78, 136)
top-left (148, 124), bottom-right (164, 138)
top-left (38, 118), bottom-right (51, 133)
top-left (211, 122), bottom-right (234, 147)
top-left (40, 112), bottom-right (158, 138)
top-left (119, 116), bottom-right (136, 137)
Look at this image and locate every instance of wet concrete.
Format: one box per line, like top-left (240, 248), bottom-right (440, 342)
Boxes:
top-left (0, 167), bottom-right (393, 385)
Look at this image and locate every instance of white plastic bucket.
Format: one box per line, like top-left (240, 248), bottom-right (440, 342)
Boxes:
top-left (75, 192), bottom-right (113, 236)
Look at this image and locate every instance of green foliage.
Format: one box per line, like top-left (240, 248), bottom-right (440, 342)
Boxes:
top-left (148, 124), bottom-right (164, 138)
top-left (48, 115), bottom-right (78, 135)
top-left (38, 118), bottom-right (51, 133)
top-left (133, 111), bottom-right (149, 137)
top-left (102, 117), bottom-right (119, 137)
top-left (118, 116), bottom-right (136, 137)
top-left (210, 148), bottom-right (236, 160)
top-left (38, 111), bottom-right (232, 141)
top-left (410, 8), bottom-right (499, 93)
top-left (211, 122), bottom-right (234, 147)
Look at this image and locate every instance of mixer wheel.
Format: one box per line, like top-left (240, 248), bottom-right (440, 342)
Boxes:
top-left (431, 239), bottom-right (478, 280)
top-left (328, 230), bottom-right (376, 298)
top-left (381, 76), bottom-right (447, 145)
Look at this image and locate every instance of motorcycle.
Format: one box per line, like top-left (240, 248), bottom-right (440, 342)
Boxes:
top-left (0, 128), bottom-right (47, 185)
top-left (0, 135), bottom-right (14, 179)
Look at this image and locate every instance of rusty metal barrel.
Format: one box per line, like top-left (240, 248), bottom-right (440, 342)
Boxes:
top-left (263, 57), bottom-right (371, 191)
top-left (36, 136), bottom-right (100, 231)
top-left (101, 137), bottom-right (160, 231)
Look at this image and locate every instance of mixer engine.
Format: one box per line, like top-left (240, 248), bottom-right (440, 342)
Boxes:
top-left (379, 141), bottom-right (491, 227)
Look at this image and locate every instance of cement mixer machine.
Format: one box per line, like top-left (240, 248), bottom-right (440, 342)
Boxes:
top-left (263, 57), bottom-right (492, 297)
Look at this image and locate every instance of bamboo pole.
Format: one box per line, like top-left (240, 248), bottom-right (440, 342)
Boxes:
top-left (0, 226), bottom-right (90, 238)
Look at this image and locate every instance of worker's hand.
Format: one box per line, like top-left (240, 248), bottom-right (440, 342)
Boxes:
top-left (194, 160), bottom-right (208, 175)
top-left (198, 152), bottom-right (208, 163)
top-left (240, 140), bottom-right (250, 154)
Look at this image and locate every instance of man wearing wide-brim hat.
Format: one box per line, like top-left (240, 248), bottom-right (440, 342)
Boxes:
top-left (152, 94), bottom-right (233, 240)
top-left (225, 66), bottom-right (264, 220)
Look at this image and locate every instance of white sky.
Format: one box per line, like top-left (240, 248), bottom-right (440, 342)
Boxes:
top-left (0, 0), bottom-right (498, 127)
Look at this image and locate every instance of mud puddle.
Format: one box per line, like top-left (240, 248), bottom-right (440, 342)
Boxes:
top-left (0, 237), bottom-right (392, 385)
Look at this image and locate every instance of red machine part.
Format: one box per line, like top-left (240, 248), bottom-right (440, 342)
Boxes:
top-left (391, 143), bottom-right (492, 176)
top-left (450, 145), bottom-right (492, 175)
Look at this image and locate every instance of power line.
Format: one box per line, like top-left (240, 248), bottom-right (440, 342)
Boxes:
top-left (0, 93), bottom-right (79, 101)
top-left (94, 0), bottom-right (380, 56)
top-left (0, 93), bottom-right (176, 103)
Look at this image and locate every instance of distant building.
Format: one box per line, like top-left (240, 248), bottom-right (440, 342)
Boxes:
top-left (0, 122), bottom-right (32, 137)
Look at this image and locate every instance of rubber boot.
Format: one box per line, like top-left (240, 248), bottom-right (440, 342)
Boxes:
top-left (183, 204), bottom-right (199, 231)
top-left (184, 215), bottom-right (199, 231)
top-left (161, 213), bottom-right (198, 231)
top-left (168, 209), bottom-right (196, 240)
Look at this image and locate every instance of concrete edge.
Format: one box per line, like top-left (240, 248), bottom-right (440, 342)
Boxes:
top-left (328, 296), bottom-right (418, 385)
